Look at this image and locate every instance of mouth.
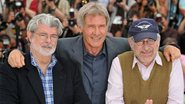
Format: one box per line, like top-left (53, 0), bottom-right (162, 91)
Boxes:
top-left (141, 51), bottom-right (152, 57)
top-left (42, 45), bottom-right (52, 49)
top-left (91, 36), bottom-right (101, 42)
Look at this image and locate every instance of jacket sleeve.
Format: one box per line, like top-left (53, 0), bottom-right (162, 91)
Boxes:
top-left (0, 63), bottom-right (18, 104)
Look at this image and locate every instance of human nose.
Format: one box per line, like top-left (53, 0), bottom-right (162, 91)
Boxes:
top-left (142, 40), bottom-right (149, 45)
top-left (45, 36), bottom-right (52, 42)
top-left (143, 44), bottom-right (150, 50)
top-left (140, 39), bottom-right (152, 45)
top-left (142, 41), bottom-right (150, 50)
top-left (94, 27), bottom-right (100, 35)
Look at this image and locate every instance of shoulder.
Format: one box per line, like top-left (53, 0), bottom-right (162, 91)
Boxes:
top-left (106, 36), bottom-right (129, 47)
top-left (118, 51), bottom-right (134, 62)
top-left (0, 62), bottom-right (12, 72)
top-left (56, 57), bottom-right (80, 72)
top-left (0, 62), bottom-right (17, 79)
top-left (56, 36), bottom-right (82, 51)
top-left (105, 36), bottom-right (130, 52)
top-left (118, 51), bottom-right (133, 57)
top-left (58, 36), bottom-right (82, 45)
top-left (106, 36), bottom-right (128, 44)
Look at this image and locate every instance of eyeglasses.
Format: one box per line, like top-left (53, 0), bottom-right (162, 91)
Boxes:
top-left (33, 32), bottom-right (58, 41)
top-left (135, 38), bottom-right (156, 46)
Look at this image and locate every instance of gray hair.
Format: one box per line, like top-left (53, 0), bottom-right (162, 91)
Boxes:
top-left (77, 2), bottom-right (110, 28)
top-left (27, 13), bottom-right (63, 36)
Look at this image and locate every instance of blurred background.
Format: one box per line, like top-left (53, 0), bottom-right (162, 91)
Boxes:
top-left (0, 0), bottom-right (185, 66)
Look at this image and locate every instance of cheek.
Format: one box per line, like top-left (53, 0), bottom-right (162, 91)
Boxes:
top-left (100, 27), bottom-right (107, 34)
top-left (82, 28), bottom-right (92, 36)
top-left (133, 45), bottom-right (146, 56)
top-left (134, 49), bottom-right (141, 56)
top-left (153, 44), bottom-right (159, 52)
top-left (53, 41), bottom-right (58, 47)
top-left (132, 44), bottom-right (140, 51)
top-left (29, 37), bottom-right (33, 43)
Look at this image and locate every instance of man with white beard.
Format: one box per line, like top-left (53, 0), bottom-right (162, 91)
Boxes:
top-left (0, 13), bottom-right (91, 104)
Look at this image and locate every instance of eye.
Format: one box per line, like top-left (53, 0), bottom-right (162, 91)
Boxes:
top-left (88, 25), bottom-right (94, 28)
top-left (148, 39), bottom-right (155, 42)
top-left (39, 33), bottom-right (47, 37)
top-left (51, 34), bottom-right (58, 38)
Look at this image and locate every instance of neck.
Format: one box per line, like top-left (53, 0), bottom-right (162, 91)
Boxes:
top-left (31, 49), bottom-right (52, 74)
top-left (136, 57), bottom-right (154, 68)
top-left (142, 62), bottom-right (152, 68)
top-left (84, 45), bottom-right (103, 56)
top-left (86, 48), bottom-right (101, 56)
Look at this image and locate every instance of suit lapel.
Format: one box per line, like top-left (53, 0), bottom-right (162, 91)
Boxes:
top-left (71, 37), bottom-right (94, 87)
top-left (27, 66), bottom-right (45, 104)
top-left (72, 36), bottom-right (84, 74)
top-left (53, 62), bottom-right (66, 104)
top-left (71, 36), bottom-right (118, 83)
top-left (25, 53), bottom-right (45, 104)
top-left (105, 37), bottom-right (117, 72)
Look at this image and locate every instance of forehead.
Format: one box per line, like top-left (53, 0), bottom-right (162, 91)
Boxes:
top-left (137, 38), bottom-right (154, 41)
top-left (36, 24), bottom-right (57, 32)
top-left (86, 13), bottom-right (106, 19)
top-left (84, 14), bottom-right (106, 23)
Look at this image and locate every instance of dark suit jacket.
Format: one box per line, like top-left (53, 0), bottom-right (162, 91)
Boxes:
top-left (0, 53), bottom-right (91, 104)
top-left (56, 36), bottom-right (130, 104)
top-left (56, 35), bottom-right (130, 75)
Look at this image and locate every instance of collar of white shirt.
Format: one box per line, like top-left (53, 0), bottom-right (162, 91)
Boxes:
top-left (132, 52), bottom-right (163, 69)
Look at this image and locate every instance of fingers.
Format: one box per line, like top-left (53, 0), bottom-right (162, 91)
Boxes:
top-left (163, 51), bottom-right (170, 62)
top-left (20, 55), bottom-right (25, 67)
top-left (8, 49), bottom-right (25, 68)
top-left (163, 45), bottom-right (181, 62)
top-left (15, 54), bottom-right (24, 68)
top-left (8, 50), bottom-right (15, 67)
top-left (172, 47), bottom-right (181, 61)
top-left (168, 47), bottom-right (180, 62)
top-left (170, 52), bottom-right (175, 62)
top-left (145, 99), bottom-right (153, 104)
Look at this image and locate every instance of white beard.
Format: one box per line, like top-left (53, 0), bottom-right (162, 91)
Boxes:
top-left (30, 43), bottom-right (56, 56)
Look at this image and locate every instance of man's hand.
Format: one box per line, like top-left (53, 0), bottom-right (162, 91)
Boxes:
top-left (145, 99), bottom-right (153, 104)
top-left (163, 45), bottom-right (181, 62)
top-left (8, 49), bottom-right (25, 68)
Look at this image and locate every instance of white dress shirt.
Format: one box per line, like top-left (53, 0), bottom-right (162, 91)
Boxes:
top-left (106, 53), bottom-right (184, 104)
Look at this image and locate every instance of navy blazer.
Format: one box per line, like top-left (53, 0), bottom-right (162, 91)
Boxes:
top-left (0, 53), bottom-right (91, 104)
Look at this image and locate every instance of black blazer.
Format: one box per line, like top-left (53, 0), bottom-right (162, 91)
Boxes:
top-left (0, 53), bottom-right (91, 104)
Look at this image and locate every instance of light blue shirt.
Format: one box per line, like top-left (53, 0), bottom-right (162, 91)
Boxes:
top-left (31, 53), bottom-right (57, 104)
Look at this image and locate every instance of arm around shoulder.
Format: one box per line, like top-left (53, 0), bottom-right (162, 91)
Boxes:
top-left (8, 49), bottom-right (25, 68)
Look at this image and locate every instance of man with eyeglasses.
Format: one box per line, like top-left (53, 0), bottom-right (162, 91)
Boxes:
top-left (0, 13), bottom-right (91, 104)
top-left (6, 2), bottom-right (182, 104)
top-left (106, 18), bottom-right (184, 104)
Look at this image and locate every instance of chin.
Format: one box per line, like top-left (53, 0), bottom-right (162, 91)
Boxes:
top-left (39, 49), bottom-right (55, 56)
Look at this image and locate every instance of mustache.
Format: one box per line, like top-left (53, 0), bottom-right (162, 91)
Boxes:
top-left (42, 44), bottom-right (52, 48)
